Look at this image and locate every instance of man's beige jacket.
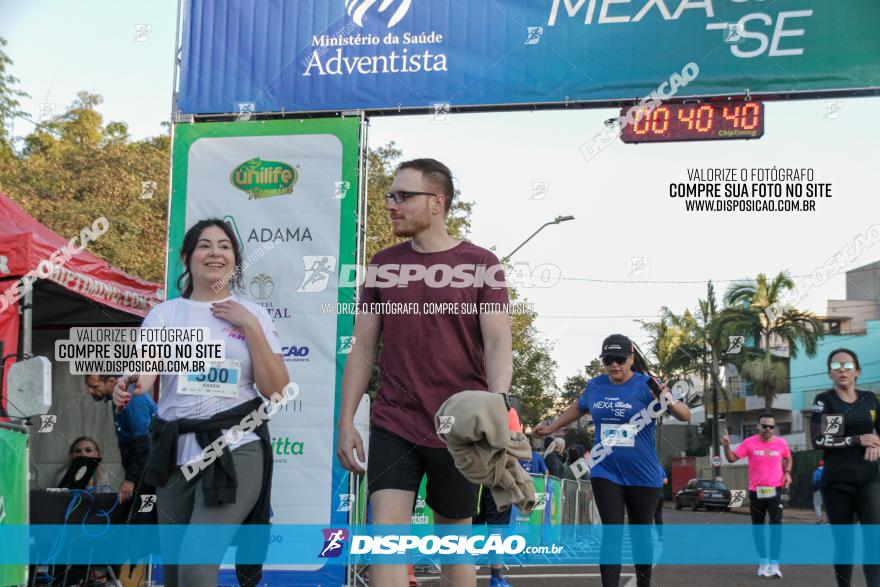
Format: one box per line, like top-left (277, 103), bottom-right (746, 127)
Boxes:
top-left (435, 390), bottom-right (537, 513)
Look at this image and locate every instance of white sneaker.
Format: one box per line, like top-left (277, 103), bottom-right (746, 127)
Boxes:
top-left (757, 563), bottom-right (769, 577)
top-left (768, 562), bottom-right (783, 578)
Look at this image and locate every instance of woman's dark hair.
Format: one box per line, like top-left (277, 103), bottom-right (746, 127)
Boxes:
top-left (630, 341), bottom-right (655, 377)
top-left (567, 447), bottom-right (581, 464)
top-left (176, 219), bottom-right (244, 298)
top-left (827, 348), bottom-right (860, 371)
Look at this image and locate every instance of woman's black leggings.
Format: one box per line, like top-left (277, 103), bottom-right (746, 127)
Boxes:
top-left (592, 477), bottom-right (662, 587)
top-left (823, 472), bottom-right (880, 587)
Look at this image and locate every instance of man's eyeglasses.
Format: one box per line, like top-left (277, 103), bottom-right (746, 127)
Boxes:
top-left (602, 356), bottom-right (628, 366)
top-left (385, 191), bottom-right (438, 204)
top-left (830, 361), bottom-right (855, 371)
top-left (760, 424), bottom-right (776, 430)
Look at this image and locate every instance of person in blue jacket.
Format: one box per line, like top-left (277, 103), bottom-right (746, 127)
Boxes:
top-left (535, 334), bottom-right (690, 587)
top-left (521, 437), bottom-right (549, 475)
top-left (86, 373), bottom-right (157, 504)
top-left (812, 460), bottom-right (825, 523)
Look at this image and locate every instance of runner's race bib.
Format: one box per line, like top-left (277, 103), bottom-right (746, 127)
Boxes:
top-left (177, 360), bottom-right (241, 398)
top-left (601, 424), bottom-right (636, 447)
top-left (755, 486), bottom-right (777, 499)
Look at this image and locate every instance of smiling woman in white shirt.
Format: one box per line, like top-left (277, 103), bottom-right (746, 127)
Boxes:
top-left (113, 218), bottom-right (289, 587)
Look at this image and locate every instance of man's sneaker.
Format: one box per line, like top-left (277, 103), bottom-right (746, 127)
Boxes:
top-left (768, 562), bottom-right (783, 578)
top-left (757, 563), bottom-right (770, 577)
top-left (490, 577), bottom-right (515, 587)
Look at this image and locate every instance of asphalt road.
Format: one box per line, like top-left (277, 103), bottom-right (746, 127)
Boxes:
top-left (413, 506), bottom-right (867, 586)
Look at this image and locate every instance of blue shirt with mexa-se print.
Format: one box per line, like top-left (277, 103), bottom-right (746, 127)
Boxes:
top-left (578, 372), bottom-right (663, 487)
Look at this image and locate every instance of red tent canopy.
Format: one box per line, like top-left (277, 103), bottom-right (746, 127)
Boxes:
top-left (0, 192), bottom-right (162, 316)
top-left (0, 192), bottom-right (163, 409)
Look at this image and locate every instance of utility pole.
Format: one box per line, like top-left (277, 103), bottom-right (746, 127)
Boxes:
top-left (712, 373), bottom-right (721, 478)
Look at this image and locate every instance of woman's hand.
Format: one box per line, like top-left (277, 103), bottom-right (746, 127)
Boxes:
top-left (211, 299), bottom-right (259, 330)
top-left (865, 446), bottom-right (880, 462)
top-left (533, 422), bottom-right (554, 438)
top-left (113, 375), bottom-right (141, 410)
top-left (859, 434), bottom-right (880, 448)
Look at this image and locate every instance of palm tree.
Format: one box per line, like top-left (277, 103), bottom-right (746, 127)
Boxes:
top-left (719, 272), bottom-right (822, 411)
top-left (638, 305), bottom-right (705, 452)
top-left (695, 282), bottom-right (734, 425)
top-left (640, 282), bottom-right (737, 465)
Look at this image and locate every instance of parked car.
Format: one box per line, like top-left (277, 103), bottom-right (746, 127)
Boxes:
top-left (675, 478), bottom-right (732, 511)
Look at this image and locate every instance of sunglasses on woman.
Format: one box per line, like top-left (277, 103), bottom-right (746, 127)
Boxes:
top-left (602, 356), bottom-right (628, 366)
top-left (829, 361), bottom-right (855, 371)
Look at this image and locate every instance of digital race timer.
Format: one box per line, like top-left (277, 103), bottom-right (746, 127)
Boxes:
top-left (619, 101), bottom-right (764, 143)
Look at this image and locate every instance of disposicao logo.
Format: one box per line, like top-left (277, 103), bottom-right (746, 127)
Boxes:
top-left (319, 528), bottom-right (349, 558)
top-left (346, 0), bottom-right (412, 28)
top-left (230, 158), bottom-right (298, 200)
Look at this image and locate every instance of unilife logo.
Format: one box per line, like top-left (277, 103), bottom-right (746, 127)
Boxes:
top-left (346, 0), bottom-right (412, 28)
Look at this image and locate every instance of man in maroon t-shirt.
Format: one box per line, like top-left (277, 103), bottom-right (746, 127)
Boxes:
top-left (336, 158), bottom-right (512, 587)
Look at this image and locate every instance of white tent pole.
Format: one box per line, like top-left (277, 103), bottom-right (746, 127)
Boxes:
top-left (22, 278), bottom-right (32, 356)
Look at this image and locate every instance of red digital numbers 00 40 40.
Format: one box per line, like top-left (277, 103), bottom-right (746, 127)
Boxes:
top-left (620, 101), bottom-right (764, 143)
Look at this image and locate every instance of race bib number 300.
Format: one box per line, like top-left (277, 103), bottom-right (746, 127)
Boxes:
top-left (177, 360), bottom-right (241, 398)
top-left (601, 424), bottom-right (636, 447)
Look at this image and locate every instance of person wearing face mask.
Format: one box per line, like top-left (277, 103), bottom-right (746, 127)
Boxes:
top-left (534, 334), bottom-right (690, 587)
top-left (722, 413), bottom-right (792, 578)
top-left (55, 436), bottom-right (113, 492)
top-left (811, 348), bottom-right (880, 587)
top-left (112, 219), bottom-right (289, 587)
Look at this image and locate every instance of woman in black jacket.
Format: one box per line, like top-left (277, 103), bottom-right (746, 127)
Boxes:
top-left (811, 348), bottom-right (880, 587)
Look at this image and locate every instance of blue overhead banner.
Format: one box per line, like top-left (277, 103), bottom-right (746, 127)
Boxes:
top-left (177, 0), bottom-right (880, 115)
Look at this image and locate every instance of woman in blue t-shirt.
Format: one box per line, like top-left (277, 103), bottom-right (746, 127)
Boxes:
top-left (535, 334), bottom-right (690, 587)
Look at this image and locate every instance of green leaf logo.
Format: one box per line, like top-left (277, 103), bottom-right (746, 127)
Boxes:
top-left (230, 158), bottom-right (298, 200)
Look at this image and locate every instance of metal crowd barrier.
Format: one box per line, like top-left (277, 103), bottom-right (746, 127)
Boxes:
top-left (345, 472), bottom-right (596, 586)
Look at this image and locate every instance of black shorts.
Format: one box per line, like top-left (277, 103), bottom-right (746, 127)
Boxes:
top-left (473, 486), bottom-right (512, 526)
top-left (748, 489), bottom-right (784, 524)
top-left (367, 426), bottom-right (479, 520)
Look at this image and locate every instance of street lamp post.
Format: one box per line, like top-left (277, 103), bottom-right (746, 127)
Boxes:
top-left (501, 215), bottom-right (574, 263)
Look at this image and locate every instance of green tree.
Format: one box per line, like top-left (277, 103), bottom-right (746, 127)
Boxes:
top-left (509, 296), bottom-right (558, 427)
top-left (0, 38), bottom-right (28, 160)
top-left (561, 358), bottom-right (603, 406)
top-left (640, 283), bottom-right (736, 413)
top-left (719, 272), bottom-right (821, 410)
top-left (557, 358), bottom-right (601, 434)
top-left (640, 282), bottom-right (736, 455)
top-left (0, 91), bottom-right (170, 282)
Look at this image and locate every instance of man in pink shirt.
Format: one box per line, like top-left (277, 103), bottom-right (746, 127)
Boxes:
top-left (722, 413), bottom-right (792, 579)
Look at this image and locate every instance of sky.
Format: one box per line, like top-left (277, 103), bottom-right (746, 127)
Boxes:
top-left (4, 0), bottom-right (879, 387)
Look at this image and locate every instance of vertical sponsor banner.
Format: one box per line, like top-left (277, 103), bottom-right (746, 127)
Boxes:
top-left (169, 118), bottom-right (360, 585)
top-left (0, 426), bottom-right (28, 586)
top-left (544, 477), bottom-right (563, 545)
top-left (511, 476), bottom-right (544, 526)
top-left (411, 476), bottom-right (434, 525)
